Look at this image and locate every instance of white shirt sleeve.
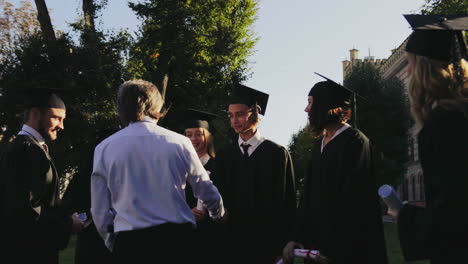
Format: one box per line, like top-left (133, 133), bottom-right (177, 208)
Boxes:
top-left (90, 146), bottom-right (116, 250)
top-left (183, 139), bottom-right (225, 220)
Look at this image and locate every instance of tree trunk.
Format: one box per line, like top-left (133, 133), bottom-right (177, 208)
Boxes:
top-left (82, 0), bottom-right (95, 31)
top-left (33, 0), bottom-right (55, 42)
top-left (154, 51), bottom-right (172, 101)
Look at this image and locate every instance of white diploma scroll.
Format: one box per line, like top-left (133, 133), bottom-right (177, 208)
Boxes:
top-left (378, 184), bottom-right (403, 210)
top-left (196, 199), bottom-right (204, 211)
top-left (276, 249), bottom-right (321, 264)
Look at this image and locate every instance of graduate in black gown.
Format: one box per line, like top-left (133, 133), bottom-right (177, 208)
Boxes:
top-left (388, 15), bottom-right (468, 263)
top-left (180, 109), bottom-right (221, 263)
top-left (0, 91), bottom-right (84, 264)
top-left (282, 75), bottom-right (388, 264)
top-left (215, 84), bottom-right (296, 264)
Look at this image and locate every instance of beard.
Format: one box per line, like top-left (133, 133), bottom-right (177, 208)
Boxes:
top-left (37, 118), bottom-right (55, 141)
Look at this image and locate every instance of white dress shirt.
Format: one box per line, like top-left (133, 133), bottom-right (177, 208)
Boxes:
top-left (17, 124), bottom-right (46, 146)
top-left (238, 130), bottom-right (265, 156)
top-left (321, 123), bottom-right (351, 153)
top-left (91, 117), bottom-right (224, 249)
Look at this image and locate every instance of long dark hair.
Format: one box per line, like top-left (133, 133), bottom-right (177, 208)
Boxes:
top-left (308, 105), bottom-right (351, 137)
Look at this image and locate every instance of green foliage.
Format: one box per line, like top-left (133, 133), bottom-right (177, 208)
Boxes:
top-left (128, 0), bottom-right (258, 140)
top-left (288, 125), bottom-right (317, 200)
top-left (344, 62), bottom-right (411, 186)
top-left (0, 14), bottom-right (131, 188)
top-left (421, 0), bottom-right (468, 15)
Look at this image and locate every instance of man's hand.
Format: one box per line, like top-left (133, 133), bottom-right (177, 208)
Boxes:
top-left (192, 208), bottom-right (207, 222)
top-left (71, 212), bottom-right (85, 233)
top-left (387, 208), bottom-right (399, 222)
top-left (282, 241), bottom-right (304, 264)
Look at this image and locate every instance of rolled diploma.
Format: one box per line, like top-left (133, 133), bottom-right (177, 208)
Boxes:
top-left (276, 249), bottom-right (320, 264)
top-left (378, 184), bottom-right (403, 210)
top-left (196, 199), bottom-right (204, 211)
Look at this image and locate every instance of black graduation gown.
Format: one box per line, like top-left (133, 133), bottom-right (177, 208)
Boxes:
top-left (293, 127), bottom-right (388, 264)
top-left (215, 139), bottom-right (296, 263)
top-left (398, 106), bottom-right (468, 263)
top-left (0, 135), bottom-right (72, 264)
top-left (185, 157), bottom-right (216, 208)
top-left (184, 157), bottom-right (221, 264)
top-left (62, 149), bottom-right (115, 264)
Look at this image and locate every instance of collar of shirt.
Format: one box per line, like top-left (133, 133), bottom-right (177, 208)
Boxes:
top-left (321, 123), bottom-right (351, 153)
top-left (199, 153), bottom-right (210, 166)
top-left (238, 129), bottom-right (265, 156)
top-left (18, 124), bottom-right (46, 146)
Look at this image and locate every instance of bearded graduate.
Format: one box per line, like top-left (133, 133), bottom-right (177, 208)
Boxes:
top-left (282, 75), bottom-right (388, 264)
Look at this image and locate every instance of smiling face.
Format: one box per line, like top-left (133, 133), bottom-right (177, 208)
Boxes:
top-left (37, 108), bottom-right (66, 141)
top-left (228, 103), bottom-right (256, 135)
top-left (185, 127), bottom-right (207, 154)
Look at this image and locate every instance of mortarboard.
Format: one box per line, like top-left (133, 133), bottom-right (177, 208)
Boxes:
top-left (229, 84), bottom-right (269, 116)
top-left (309, 72), bottom-right (364, 110)
top-left (1, 87), bottom-right (67, 110)
top-left (404, 14), bottom-right (468, 62)
top-left (182, 108), bottom-right (217, 131)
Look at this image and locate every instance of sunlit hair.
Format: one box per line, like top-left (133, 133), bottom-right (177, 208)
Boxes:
top-left (407, 53), bottom-right (468, 128)
top-left (203, 128), bottom-right (216, 158)
top-left (117, 80), bottom-right (165, 126)
top-left (308, 106), bottom-right (352, 137)
top-left (184, 128), bottom-right (216, 158)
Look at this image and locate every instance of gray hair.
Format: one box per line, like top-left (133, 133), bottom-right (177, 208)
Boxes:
top-left (117, 80), bottom-right (164, 126)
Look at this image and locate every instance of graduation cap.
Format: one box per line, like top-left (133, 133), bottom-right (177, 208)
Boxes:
top-left (1, 87), bottom-right (67, 110)
top-left (404, 14), bottom-right (468, 62)
top-left (24, 88), bottom-right (66, 110)
top-left (181, 108), bottom-right (217, 131)
top-left (310, 72), bottom-right (364, 108)
top-left (229, 83), bottom-right (269, 116)
top-left (309, 73), bottom-right (364, 128)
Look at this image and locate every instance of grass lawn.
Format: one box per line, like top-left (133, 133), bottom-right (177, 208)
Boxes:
top-left (59, 223), bottom-right (430, 264)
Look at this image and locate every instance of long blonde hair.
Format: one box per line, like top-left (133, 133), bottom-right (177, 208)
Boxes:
top-left (407, 53), bottom-right (468, 128)
top-left (203, 128), bottom-right (216, 158)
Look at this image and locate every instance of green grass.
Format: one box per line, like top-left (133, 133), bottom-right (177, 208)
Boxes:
top-left (59, 235), bottom-right (76, 264)
top-left (59, 224), bottom-right (430, 264)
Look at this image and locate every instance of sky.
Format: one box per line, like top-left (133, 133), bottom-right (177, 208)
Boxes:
top-left (11, 0), bottom-right (426, 146)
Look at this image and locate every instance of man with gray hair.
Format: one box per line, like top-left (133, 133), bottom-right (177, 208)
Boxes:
top-left (91, 80), bottom-right (225, 263)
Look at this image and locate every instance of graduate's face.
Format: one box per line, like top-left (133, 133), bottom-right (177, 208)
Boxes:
top-left (185, 127), bottom-right (207, 154)
top-left (305, 96), bottom-right (313, 113)
top-left (37, 108), bottom-right (66, 141)
top-left (228, 104), bottom-right (255, 134)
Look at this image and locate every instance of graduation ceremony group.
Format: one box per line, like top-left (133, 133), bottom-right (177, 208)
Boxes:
top-left (1, 14), bottom-right (467, 264)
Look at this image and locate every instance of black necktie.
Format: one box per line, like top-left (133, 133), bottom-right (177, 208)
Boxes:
top-left (241, 143), bottom-right (251, 158)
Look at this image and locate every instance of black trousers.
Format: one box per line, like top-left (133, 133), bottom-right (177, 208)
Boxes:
top-left (75, 222), bottom-right (115, 264)
top-left (113, 223), bottom-right (195, 264)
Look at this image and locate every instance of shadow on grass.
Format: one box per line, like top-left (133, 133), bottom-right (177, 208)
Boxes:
top-left (59, 223), bottom-right (430, 264)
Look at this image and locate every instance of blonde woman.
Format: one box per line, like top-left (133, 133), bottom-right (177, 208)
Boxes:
top-left (389, 15), bottom-right (468, 263)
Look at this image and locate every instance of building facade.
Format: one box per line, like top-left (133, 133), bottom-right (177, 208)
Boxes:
top-left (342, 42), bottom-right (425, 206)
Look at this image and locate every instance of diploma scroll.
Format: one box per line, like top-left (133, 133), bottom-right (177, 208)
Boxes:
top-left (196, 199), bottom-right (204, 211)
top-left (378, 184), bottom-right (403, 210)
top-left (276, 249), bottom-right (321, 264)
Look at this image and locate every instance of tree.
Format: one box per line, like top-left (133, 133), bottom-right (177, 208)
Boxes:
top-left (344, 62), bottom-right (411, 186)
top-left (0, 0), bottom-right (40, 60)
top-left (128, 0), bottom-right (258, 140)
top-left (421, 0), bottom-right (468, 15)
top-left (33, 0), bottom-right (55, 42)
top-left (288, 125), bottom-right (317, 201)
top-left (0, 1), bottom-right (131, 196)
